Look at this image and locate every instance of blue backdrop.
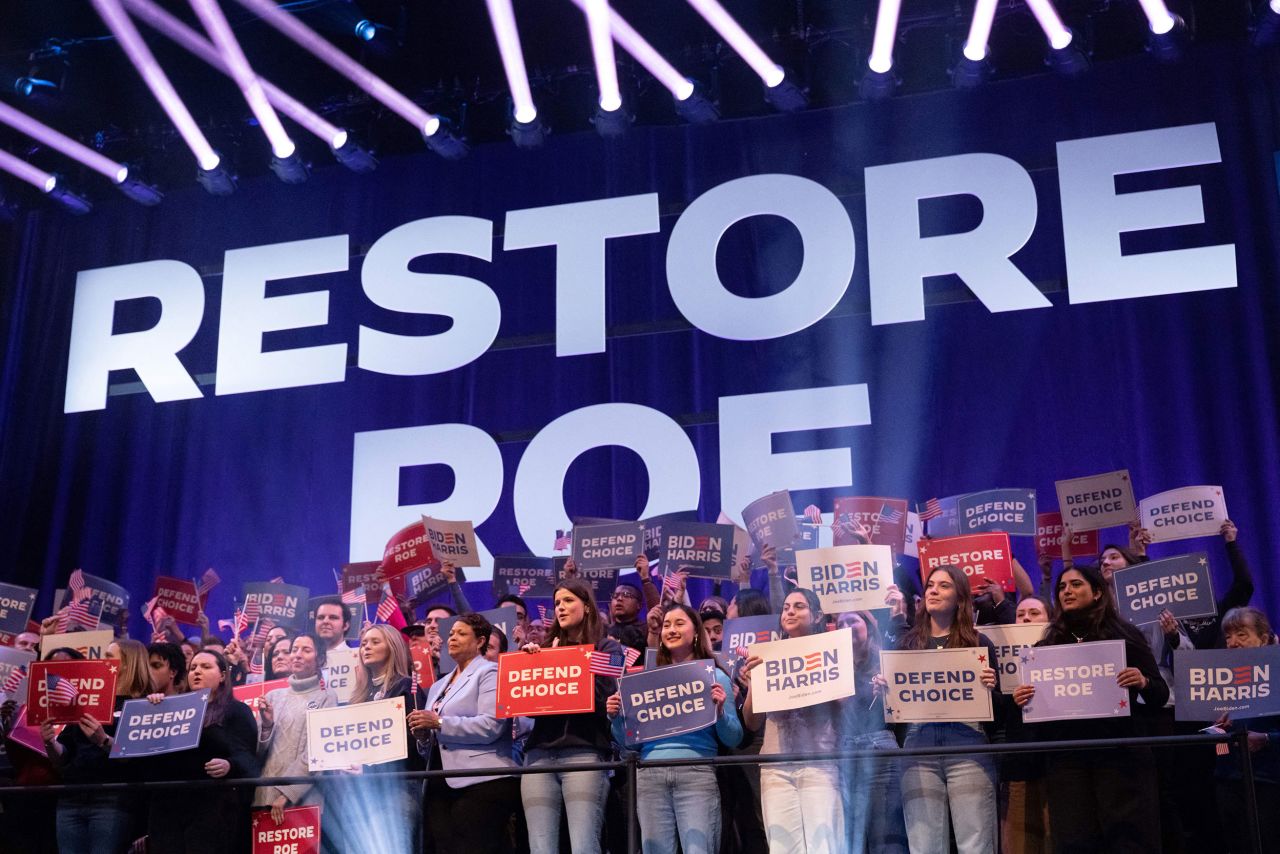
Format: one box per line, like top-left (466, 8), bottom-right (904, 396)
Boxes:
top-left (2, 42), bottom-right (1277, 637)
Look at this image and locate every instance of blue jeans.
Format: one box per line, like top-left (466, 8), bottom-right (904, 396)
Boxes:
top-left (635, 764), bottom-right (720, 854)
top-left (842, 729), bottom-right (908, 854)
top-left (521, 748), bottom-right (608, 854)
top-left (56, 794), bottom-right (133, 854)
top-left (901, 723), bottom-right (997, 854)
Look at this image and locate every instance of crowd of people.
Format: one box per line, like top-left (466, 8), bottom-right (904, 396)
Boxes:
top-left (0, 517), bottom-right (1274, 854)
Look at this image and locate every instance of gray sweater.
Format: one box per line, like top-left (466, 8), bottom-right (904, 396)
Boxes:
top-left (253, 673), bottom-right (338, 807)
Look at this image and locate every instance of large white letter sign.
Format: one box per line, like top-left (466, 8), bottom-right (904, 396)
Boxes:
top-left (504, 194), bottom-right (660, 357)
top-left (359, 216), bottom-right (501, 376)
top-left (866, 153), bottom-right (1048, 326)
top-left (215, 235), bottom-right (349, 396)
top-left (512, 404), bottom-right (700, 553)
top-left (349, 424), bottom-right (504, 572)
top-left (1058, 122), bottom-right (1236, 303)
top-left (64, 260), bottom-right (205, 413)
top-left (719, 385), bottom-right (870, 526)
top-left (666, 174), bottom-right (854, 340)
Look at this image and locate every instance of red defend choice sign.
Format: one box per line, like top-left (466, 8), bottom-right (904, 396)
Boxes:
top-left (153, 576), bottom-right (203, 624)
top-left (495, 644), bottom-right (595, 719)
top-left (26, 660), bottom-right (118, 725)
top-left (918, 532), bottom-right (1014, 592)
top-left (251, 804), bottom-right (321, 854)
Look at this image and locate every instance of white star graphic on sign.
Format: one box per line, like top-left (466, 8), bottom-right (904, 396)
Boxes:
top-left (704, 665), bottom-right (715, 674)
top-left (1198, 558), bottom-right (1207, 566)
top-left (1027, 492), bottom-right (1036, 500)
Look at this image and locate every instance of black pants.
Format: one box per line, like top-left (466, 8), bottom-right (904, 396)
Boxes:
top-left (424, 775), bottom-right (521, 854)
top-left (1044, 747), bottom-right (1160, 854)
top-left (1216, 778), bottom-right (1280, 854)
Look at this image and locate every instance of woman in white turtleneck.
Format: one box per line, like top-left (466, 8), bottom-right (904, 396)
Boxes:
top-left (254, 633), bottom-right (338, 824)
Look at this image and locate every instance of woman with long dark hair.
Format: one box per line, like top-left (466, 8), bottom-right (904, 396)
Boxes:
top-left (146, 648), bottom-right (261, 854)
top-left (741, 587), bottom-right (844, 852)
top-left (254, 633), bottom-right (336, 824)
top-left (890, 564), bottom-right (1001, 854)
top-left (607, 604), bottom-right (742, 853)
top-left (1012, 563), bottom-right (1167, 853)
top-left (518, 578), bottom-right (624, 854)
top-left (40, 638), bottom-right (152, 854)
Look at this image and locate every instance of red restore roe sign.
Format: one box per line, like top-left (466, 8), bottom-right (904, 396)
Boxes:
top-left (917, 532), bottom-right (1015, 593)
top-left (26, 660), bottom-right (118, 725)
top-left (251, 805), bottom-right (321, 854)
top-left (495, 644), bottom-right (596, 719)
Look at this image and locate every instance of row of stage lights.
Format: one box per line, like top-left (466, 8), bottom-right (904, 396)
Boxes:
top-left (3, 0), bottom-right (1280, 215)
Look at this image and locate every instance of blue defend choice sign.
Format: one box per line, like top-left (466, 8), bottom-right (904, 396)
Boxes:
top-left (306, 697), bottom-right (408, 771)
top-left (572, 522), bottom-right (645, 571)
top-left (1018, 640), bottom-right (1130, 723)
top-left (1112, 553), bottom-right (1217, 626)
top-left (879, 648), bottom-right (993, 724)
top-left (1174, 646), bottom-right (1280, 722)
top-left (793, 544), bottom-right (894, 613)
top-left (618, 659), bottom-right (719, 746)
top-left (111, 689), bottom-right (209, 757)
top-left (957, 489), bottom-right (1038, 536)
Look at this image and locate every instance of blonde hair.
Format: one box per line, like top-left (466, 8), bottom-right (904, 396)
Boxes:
top-left (351, 624), bottom-right (413, 703)
top-left (113, 639), bottom-right (152, 698)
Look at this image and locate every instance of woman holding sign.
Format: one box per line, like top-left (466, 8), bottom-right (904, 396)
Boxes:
top-left (1011, 564), bottom-right (1167, 854)
top-left (408, 612), bottom-right (521, 854)
top-left (606, 604), bottom-right (742, 854)
top-left (254, 633), bottom-right (337, 824)
top-left (741, 587), bottom-right (845, 853)
top-left (518, 578), bottom-right (624, 854)
top-left (41, 638), bottom-right (151, 854)
top-left (145, 648), bottom-right (261, 854)
top-left (888, 564), bottom-right (1001, 854)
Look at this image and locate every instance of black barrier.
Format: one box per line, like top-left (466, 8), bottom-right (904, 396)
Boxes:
top-left (0, 731), bottom-right (1262, 853)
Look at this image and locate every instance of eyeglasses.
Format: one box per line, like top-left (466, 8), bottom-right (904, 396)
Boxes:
top-left (611, 590), bottom-right (638, 600)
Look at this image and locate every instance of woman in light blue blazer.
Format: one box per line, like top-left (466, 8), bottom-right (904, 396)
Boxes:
top-left (408, 612), bottom-right (521, 854)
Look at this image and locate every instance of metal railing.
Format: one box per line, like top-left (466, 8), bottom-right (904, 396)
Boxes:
top-left (0, 731), bottom-right (1262, 853)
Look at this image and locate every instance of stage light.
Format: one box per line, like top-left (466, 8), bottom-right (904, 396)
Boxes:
top-left (91, 0), bottom-right (221, 171)
top-left (189, 0), bottom-right (297, 160)
top-left (951, 54), bottom-right (991, 89)
top-left (868, 0), bottom-right (903, 76)
top-left (566, 0), bottom-right (695, 100)
top-left (591, 102), bottom-right (633, 138)
top-left (47, 183), bottom-right (94, 215)
top-left (485, 0), bottom-right (537, 126)
top-left (0, 100), bottom-right (129, 183)
top-left (423, 119), bottom-right (469, 160)
top-left (1255, 1), bottom-right (1280, 47)
top-left (1046, 41), bottom-right (1090, 76)
top-left (763, 71), bottom-right (807, 112)
top-left (354, 20), bottom-right (376, 41)
top-left (685, 0), bottom-right (785, 87)
top-left (508, 112), bottom-right (549, 149)
top-left (674, 81), bottom-right (718, 124)
top-left (962, 0), bottom-right (999, 64)
top-left (0, 147), bottom-right (58, 193)
top-left (1024, 0), bottom-right (1074, 51)
top-left (582, 0), bottom-right (622, 114)
top-left (1145, 14), bottom-right (1187, 63)
top-left (116, 173), bottom-right (164, 205)
top-left (196, 158), bottom-right (236, 195)
top-left (269, 150), bottom-right (309, 184)
top-left (123, 0), bottom-right (349, 151)
top-left (332, 137), bottom-right (378, 173)
top-left (859, 68), bottom-right (897, 101)
top-left (233, 0), bottom-right (441, 140)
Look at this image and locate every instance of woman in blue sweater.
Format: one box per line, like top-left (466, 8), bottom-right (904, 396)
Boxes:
top-left (608, 603), bottom-right (741, 854)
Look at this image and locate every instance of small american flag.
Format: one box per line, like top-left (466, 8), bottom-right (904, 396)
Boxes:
top-left (46, 673), bottom-right (79, 707)
top-left (803, 504), bottom-right (823, 525)
top-left (57, 597), bottom-right (101, 633)
top-left (878, 503), bottom-right (904, 525)
top-left (234, 608), bottom-right (251, 636)
top-left (247, 620), bottom-right (272, 650)
top-left (588, 650), bottom-right (626, 677)
top-left (515, 581), bottom-right (533, 596)
top-left (411, 666), bottom-right (421, 696)
top-left (241, 598), bottom-right (262, 623)
top-left (538, 605), bottom-right (554, 628)
top-left (553, 529), bottom-right (572, 552)
top-left (622, 647), bottom-right (641, 668)
top-left (197, 568), bottom-right (221, 596)
top-left (247, 650), bottom-right (264, 675)
top-left (68, 569), bottom-right (87, 600)
top-left (917, 498), bottom-right (943, 522)
top-left (2, 665), bottom-right (25, 695)
top-left (341, 586), bottom-right (365, 605)
top-left (375, 584), bottom-right (397, 623)
top-left (832, 512), bottom-right (858, 540)
top-left (661, 570), bottom-right (687, 598)
top-left (141, 596), bottom-right (159, 628)
top-left (217, 618), bottom-right (236, 633)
